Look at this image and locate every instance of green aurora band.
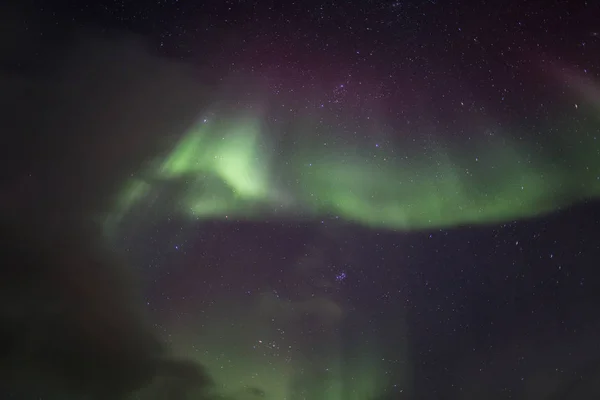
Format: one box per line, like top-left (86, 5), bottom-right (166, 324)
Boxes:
top-left (112, 113), bottom-right (600, 231)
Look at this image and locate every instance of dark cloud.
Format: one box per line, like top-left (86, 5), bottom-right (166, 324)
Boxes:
top-left (0, 209), bottom-right (221, 399)
top-left (0, 9), bottom-right (221, 399)
top-left (1, 10), bottom-right (213, 225)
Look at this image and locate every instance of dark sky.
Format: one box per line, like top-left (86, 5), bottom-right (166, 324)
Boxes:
top-left (2, 1), bottom-right (600, 400)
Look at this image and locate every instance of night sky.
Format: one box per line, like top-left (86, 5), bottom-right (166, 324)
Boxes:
top-left (2, 0), bottom-right (600, 399)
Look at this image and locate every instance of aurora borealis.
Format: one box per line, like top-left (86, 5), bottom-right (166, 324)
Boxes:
top-left (3, 1), bottom-right (600, 400)
top-left (113, 108), bottom-right (600, 231)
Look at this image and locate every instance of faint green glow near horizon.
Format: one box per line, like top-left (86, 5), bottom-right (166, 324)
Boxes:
top-left (165, 313), bottom-right (393, 400)
top-left (111, 115), bottom-right (600, 231)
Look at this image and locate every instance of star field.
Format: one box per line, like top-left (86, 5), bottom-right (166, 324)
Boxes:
top-left (2, 0), bottom-right (600, 399)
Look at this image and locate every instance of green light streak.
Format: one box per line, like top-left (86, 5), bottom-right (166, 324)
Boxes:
top-left (111, 115), bottom-right (600, 231)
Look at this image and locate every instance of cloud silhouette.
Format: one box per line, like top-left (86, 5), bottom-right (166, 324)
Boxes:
top-left (0, 10), bottom-right (221, 398)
